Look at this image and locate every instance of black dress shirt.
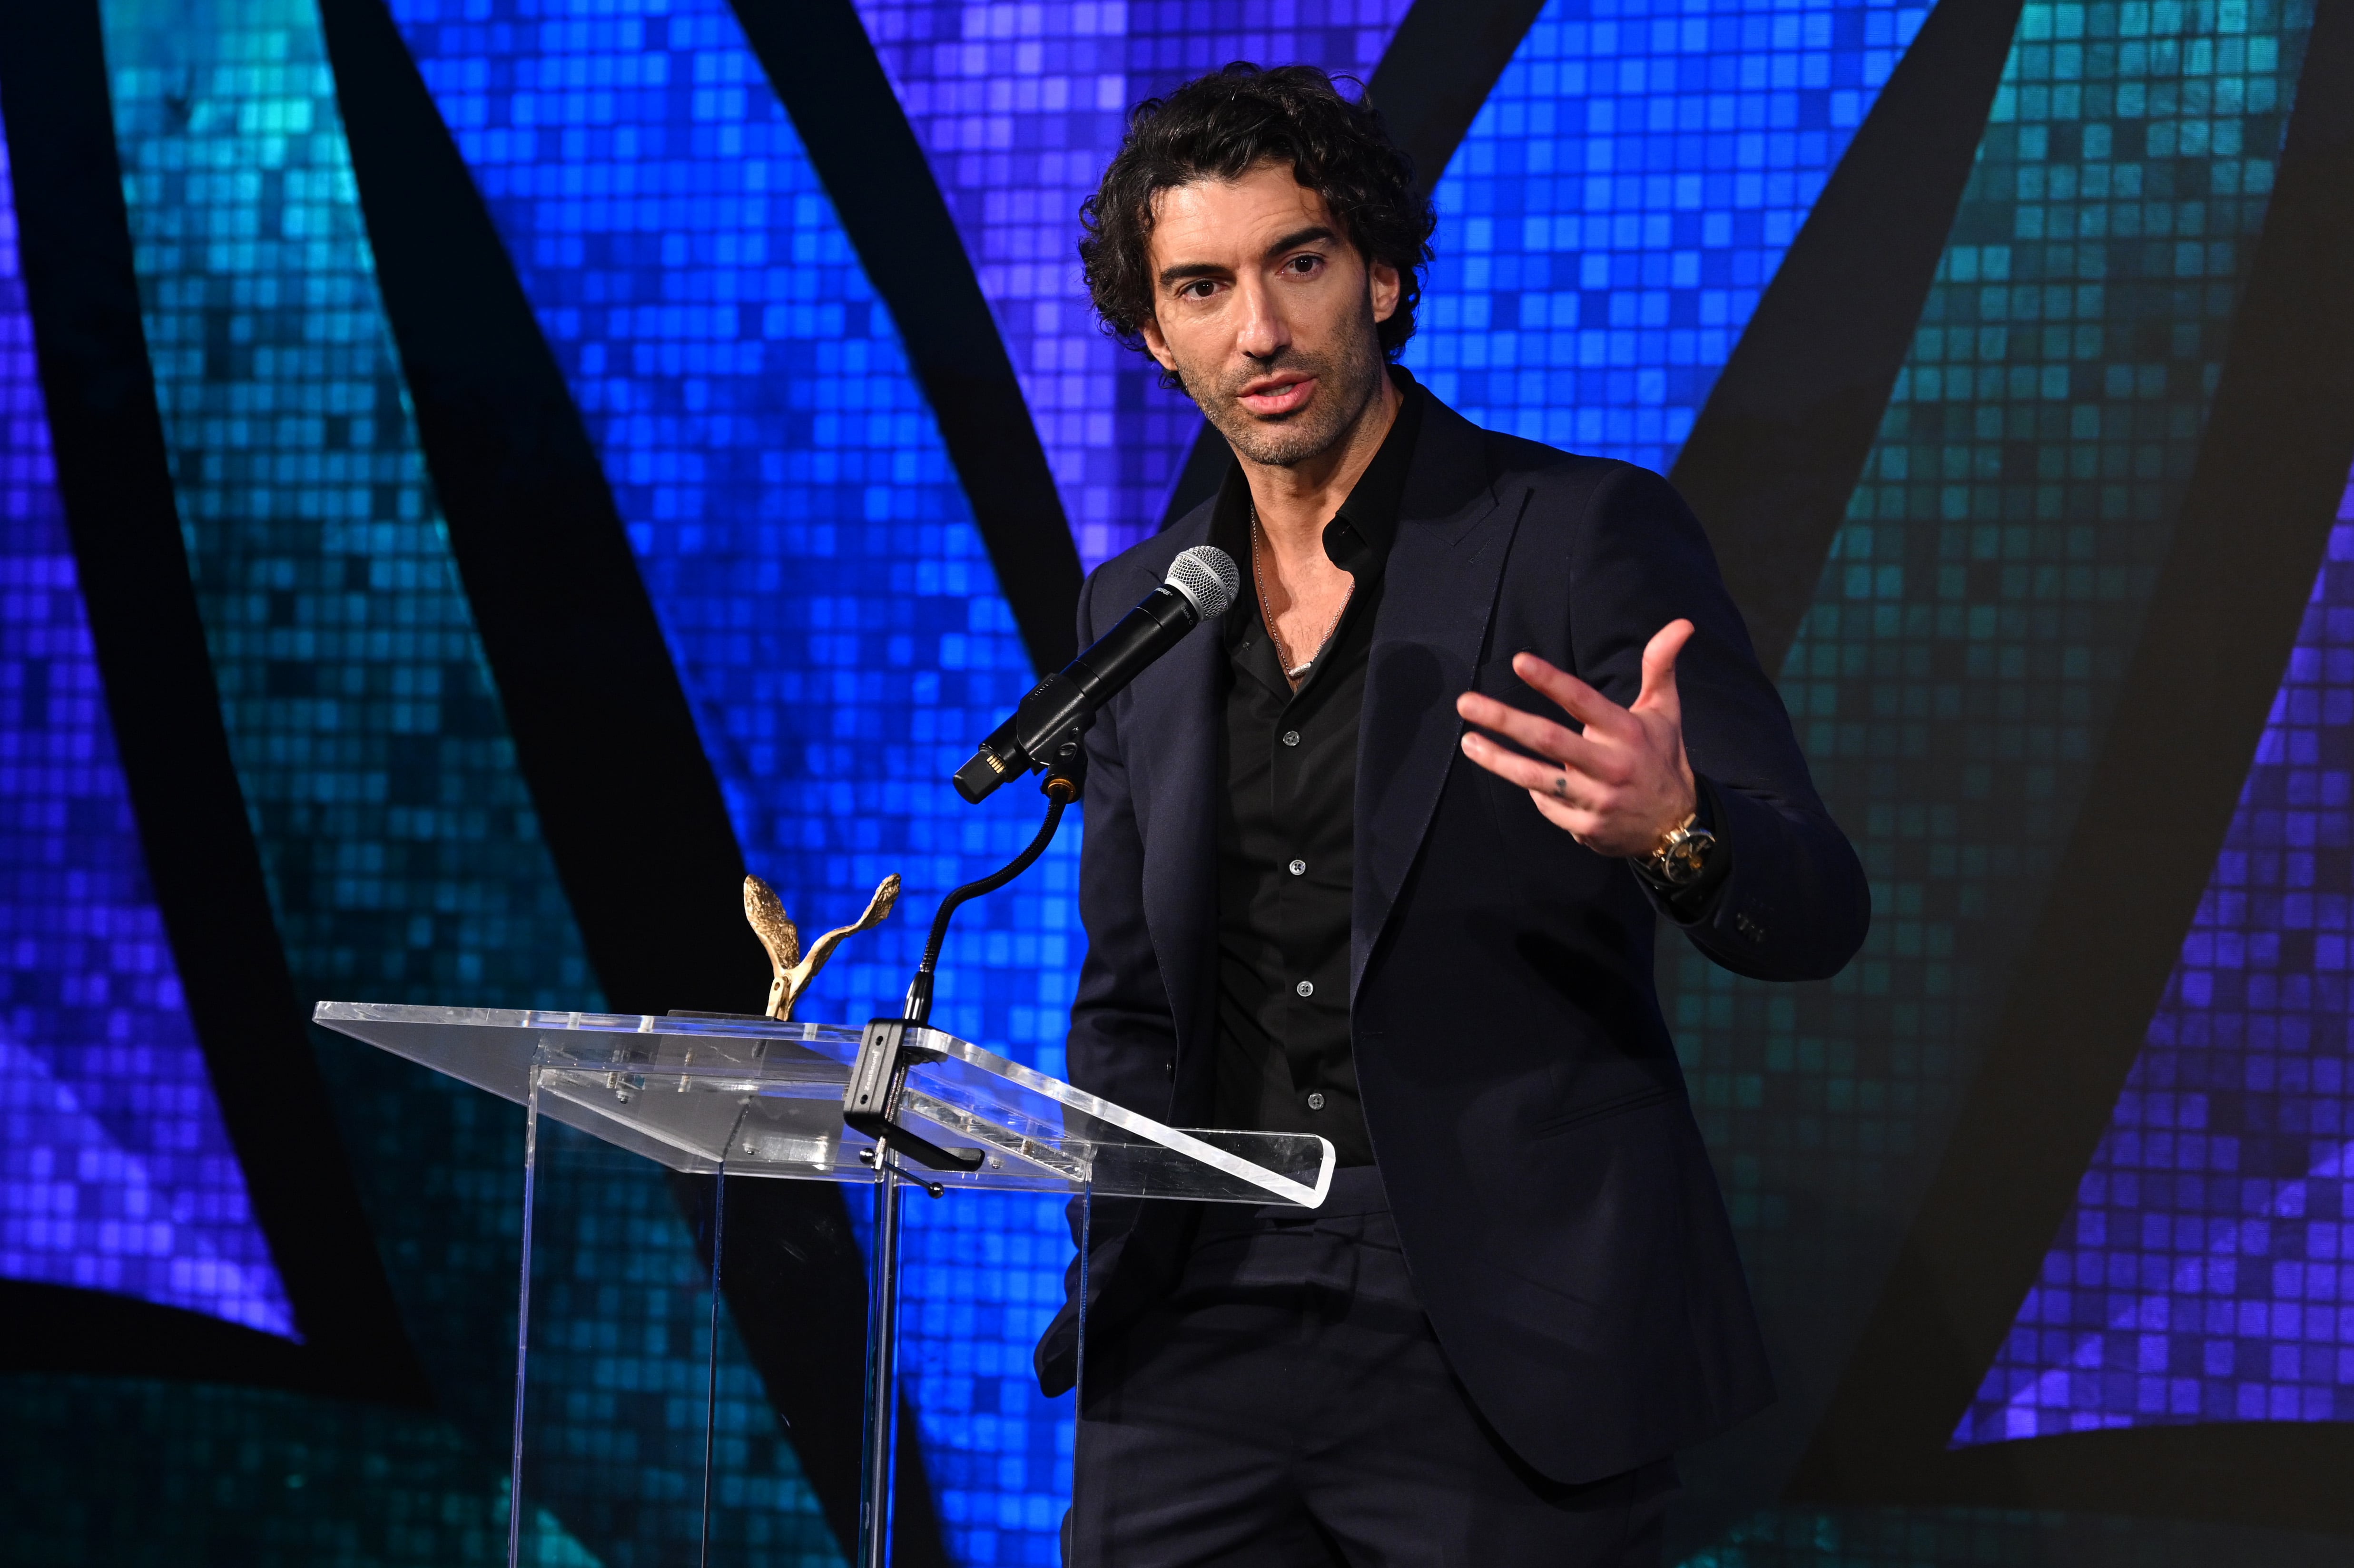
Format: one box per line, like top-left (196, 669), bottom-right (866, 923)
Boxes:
top-left (1207, 387), bottom-right (1421, 1167)
top-left (1206, 376), bottom-right (1732, 1170)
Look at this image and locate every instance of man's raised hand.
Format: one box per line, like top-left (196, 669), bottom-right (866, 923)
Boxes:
top-left (1454, 619), bottom-right (1699, 859)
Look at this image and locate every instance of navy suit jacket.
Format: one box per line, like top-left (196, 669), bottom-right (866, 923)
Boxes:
top-left (1035, 388), bottom-right (1869, 1484)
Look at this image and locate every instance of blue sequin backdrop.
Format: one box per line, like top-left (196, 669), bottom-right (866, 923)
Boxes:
top-left (5, 1), bottom-right (2353, 1563)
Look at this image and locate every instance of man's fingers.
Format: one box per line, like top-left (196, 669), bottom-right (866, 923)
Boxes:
top-left (1506, 653), bottom-right (1639, 742)
top-left (1527, 789), bottom-right (1605, 842)
top-left (1460, 633), bottom-right (1696, 855)
top-left (1458, 732), bottom-right (1606, 807)
top-left (1636, 619), bottom-right (1694, 717)
top-left (1454, 692), bottom-right (1620, 779)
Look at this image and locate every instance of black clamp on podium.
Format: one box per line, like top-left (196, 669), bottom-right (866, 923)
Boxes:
top-left (843, 1017), bottom-right (983, 1180)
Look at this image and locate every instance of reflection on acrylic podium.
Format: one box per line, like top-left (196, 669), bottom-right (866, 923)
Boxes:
top-left (315, 1002), bottom-right (1334, 1568)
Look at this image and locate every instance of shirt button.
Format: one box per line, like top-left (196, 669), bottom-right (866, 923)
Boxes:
top-left (1281, 729), bottom-right (1300, 747)
top-left (1288, 859), bottom-right (1306, 876)
top-left (1295, 980), bottom-right (1314, 998)
top-left (1306, 1092), bottom-right (1326, 1111)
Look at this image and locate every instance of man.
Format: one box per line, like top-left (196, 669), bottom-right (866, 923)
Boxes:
top-left (1035, 64), bottom-right (1868, 1566)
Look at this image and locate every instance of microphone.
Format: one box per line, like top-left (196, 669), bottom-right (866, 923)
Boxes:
top-left (954, 545), bottom-right (1240, 803)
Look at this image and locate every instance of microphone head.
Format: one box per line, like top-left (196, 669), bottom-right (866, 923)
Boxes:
top-left (1166, 545), bottom-right (1240, 620)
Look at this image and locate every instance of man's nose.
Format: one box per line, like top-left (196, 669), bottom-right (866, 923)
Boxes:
top-left (1232, 275), bottom-right (1289, 361)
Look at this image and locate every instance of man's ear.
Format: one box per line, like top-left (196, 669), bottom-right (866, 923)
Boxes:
top-left (1368, 258), bottom-right (1402, 325)
top-left (1138, 314), bottom-right (1180, 376)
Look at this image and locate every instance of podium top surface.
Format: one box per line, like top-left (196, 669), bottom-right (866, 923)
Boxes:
top-left (314, 1001), bottom-right (1331, 1207)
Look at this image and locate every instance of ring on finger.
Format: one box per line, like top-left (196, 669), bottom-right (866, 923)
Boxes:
top-left (1551, 773), bottom-right (1571, 800)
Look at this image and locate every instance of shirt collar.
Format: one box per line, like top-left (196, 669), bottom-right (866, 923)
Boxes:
top-left (1322, 368), bottom-right (1421, 578)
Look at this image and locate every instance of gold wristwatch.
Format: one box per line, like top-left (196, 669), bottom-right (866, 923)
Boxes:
top-left (1640, 811), bottom-right (1717, 887)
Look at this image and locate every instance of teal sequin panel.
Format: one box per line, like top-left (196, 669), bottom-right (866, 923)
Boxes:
top-left (0, 97), bottom-right (293, 1335)
top-left (1663, 0), bottom-right (2315, 1499)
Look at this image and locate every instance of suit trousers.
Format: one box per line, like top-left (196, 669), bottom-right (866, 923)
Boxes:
top-left (1064, 1166), bottom-right (1676, 1567)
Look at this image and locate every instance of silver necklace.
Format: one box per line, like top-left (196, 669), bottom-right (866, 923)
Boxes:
top-left (1250, 501), bottom-right (1351, 683)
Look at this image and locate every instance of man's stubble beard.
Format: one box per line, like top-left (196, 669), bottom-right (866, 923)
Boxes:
top-left (1174, 300), bottom-right (1389, 470)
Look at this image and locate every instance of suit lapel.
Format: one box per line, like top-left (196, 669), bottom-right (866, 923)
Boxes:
top-left (1353, 400), bottom-right (1525, 997)
top-left (1132, 519), bottom-right (1224, 1065)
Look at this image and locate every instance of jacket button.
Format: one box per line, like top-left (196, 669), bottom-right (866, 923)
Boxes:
top-left (1288, 858), bottom-right (1306, 875)
top-left (1295, 980), bottom-right (1314, 998)
top-left (1281, 729), bottom-right (1300, 746)
top-left (1306, 1091), bottom-right (1326, 1111)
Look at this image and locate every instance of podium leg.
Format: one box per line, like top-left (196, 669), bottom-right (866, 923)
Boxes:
top-left (1070, 1182), bottom-right (1089, 1557)
top-left (508, 1067), bottom-right (542, 1568)
top-left (858, 1159), bottom-right (905, 1568)
top-left (699, 1164), bottom-right (727, 1568)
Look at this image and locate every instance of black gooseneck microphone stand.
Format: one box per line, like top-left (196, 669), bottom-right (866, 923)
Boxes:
top-left (842, 723), bottom-right (1085, 1568)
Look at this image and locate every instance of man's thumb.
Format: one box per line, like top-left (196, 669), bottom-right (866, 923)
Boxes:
top-left (1637, 618), bottom-right (1694, 710)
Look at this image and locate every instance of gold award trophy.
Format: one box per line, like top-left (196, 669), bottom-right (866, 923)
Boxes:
top-left (741, 872), bottom-right (901, 1021)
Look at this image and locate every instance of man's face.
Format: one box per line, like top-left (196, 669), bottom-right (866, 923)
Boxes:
top-left (1139, 160), bottom-right (1401, 469)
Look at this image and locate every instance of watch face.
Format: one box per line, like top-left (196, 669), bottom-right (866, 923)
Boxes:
top-left (1662, 830), bottom-right (1714, 885)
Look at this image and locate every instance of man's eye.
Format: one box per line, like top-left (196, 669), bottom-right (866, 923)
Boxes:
top-left (1284, 254), bottom-right (1322, 274)
top-left (1179, 280), bottom-right (1216, 300)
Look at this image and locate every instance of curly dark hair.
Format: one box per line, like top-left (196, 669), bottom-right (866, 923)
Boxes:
top-left (1078, 64), bottom-right (1436, 375)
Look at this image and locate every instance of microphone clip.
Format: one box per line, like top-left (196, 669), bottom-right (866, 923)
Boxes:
top-left (1038, 721), bottom-right (1087, 803)
top-left (954, 677), bottom-right (1093, 803)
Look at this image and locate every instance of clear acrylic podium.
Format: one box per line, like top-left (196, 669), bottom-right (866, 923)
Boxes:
top-left (314, 1001), bottom-right (1334, 1567)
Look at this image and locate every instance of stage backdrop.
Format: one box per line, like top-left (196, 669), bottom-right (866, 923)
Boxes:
top-left (1, 0), bottom-right (2352, 1563)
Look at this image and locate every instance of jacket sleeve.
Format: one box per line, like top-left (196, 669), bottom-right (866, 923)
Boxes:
top-left (1064, 567), bottom-right (1182, 1117)
top-left (1567, 462), bottom-right (1869, 981)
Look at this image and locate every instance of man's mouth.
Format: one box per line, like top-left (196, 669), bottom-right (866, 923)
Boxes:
top-left (1235, 374), bottom-right (1316, 417)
